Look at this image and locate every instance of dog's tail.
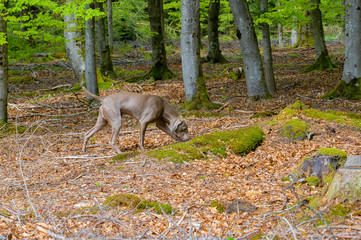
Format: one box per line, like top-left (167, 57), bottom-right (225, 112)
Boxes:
top-left (82, 87), bottom-right (103, 102)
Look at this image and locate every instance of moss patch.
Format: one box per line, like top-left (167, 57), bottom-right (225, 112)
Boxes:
top-left (103, 194), bottom-right (175, 215)
top-left (210, 200), bottom-right (225, 213)
top-left (148, 125), bottom-right (264, 162)
top-left (323, 78), bottom-right (361, 100)
top-left (0, 123), bottom-right (27, 138)
top-left (251, 111), bottom-right (276, 119)
top-left (280, 119), bottom-right (309, 140)
top-left (112, 151), bottom-right (141, 162)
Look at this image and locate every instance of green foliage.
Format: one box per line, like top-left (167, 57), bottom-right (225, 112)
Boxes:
top-left (112, 0), bottom-right (150, 42)
top-left (148, 126), bottom-right (264, 162)
top-left (280, 119), bottom-right (309, 140)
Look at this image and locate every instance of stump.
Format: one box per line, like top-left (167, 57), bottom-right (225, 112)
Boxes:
top-left (327, 155), bottom-right (361, 202)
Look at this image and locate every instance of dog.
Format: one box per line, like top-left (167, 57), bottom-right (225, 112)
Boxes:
top-left (82, 87), bottom-right (190, 153)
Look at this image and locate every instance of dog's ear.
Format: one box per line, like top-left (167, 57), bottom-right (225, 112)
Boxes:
top-left (169, 119), bottom-right (182, 132)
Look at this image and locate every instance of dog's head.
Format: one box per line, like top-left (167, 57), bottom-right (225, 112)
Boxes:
top-left (170, 118), bottom-right (190, 142)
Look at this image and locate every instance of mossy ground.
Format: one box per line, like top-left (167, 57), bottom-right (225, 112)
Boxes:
top-left (323, 78), bottom-right (361, 100)
top-left (148, 125), bottom-right (264, 162)
top-left (0, 122), bottom-right (27, 138)
top-left (280, 119), bottom-right (309, 140)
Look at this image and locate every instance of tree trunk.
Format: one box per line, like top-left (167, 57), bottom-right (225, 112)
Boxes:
top-left (0, 8), bottom-right (8, 124)
top-left (85, 3), bottom-right (99, 99)
top-left (146, 0), bottom-right (174, 80)
top-left (64, 1), bottom-right (85, 83)
top-left (107, 0), bottom-right (114, 51)
top-left (205, 0), bottom-right (226, 63)
top-left (324, 0), bottom-right (361, 99)
top-left (95, 0), bottom-right (115, 77)
top-left (277, 1), bottom-right (284, 48)
top-left (303, 0), bottom-right (336, 72)
top-left (295, 11), bottom-right (313, 47)
top-left (261, 0), bottom-right (276, 95)
top-left (229, 0), bottom-right (270, 99)
top-left (181, 0), bottom-right (213, 110)
top-left (291, 19), bottom-right (298, 47)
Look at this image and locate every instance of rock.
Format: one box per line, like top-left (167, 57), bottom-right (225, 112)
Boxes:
top-left (226, 199), bottom-right (257, 214)
top-left (300, 153), bottom-right (343, 180)
top-left (32, 53), bottom-right (49, 58)
top-left (327, 155), bottom-right (361, 203)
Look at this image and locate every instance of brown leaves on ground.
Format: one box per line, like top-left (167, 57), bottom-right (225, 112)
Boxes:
top-left (1, 42), bottom-right (361, 239)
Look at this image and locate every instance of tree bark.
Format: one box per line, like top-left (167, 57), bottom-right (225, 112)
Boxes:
top-left (146, 0), bottom-right (174, 80)
top-left (181, 0), bottom-right (213, 110)
top-left (303, 0), bottom-right (336, 72)
top-left (95, 0), bottom-right (115, 77)
top-left (261, 0), bottom-right (276, 95)
top-left (0, 6), bottom-right (8, 123)
top-left (205, 0), bottom-right (226, 63)
top-left (64, 0), bottom-right (85, 83)
top-left (85, 3), bottom-right (99, 99)
top-left (107, 0), bottom-right (114, 51)
top-left (324, 0), bottom-right (361, 99)
top-left (229, 0), bottom-right (270, 99)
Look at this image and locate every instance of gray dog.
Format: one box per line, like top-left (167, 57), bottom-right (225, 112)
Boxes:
top-left (82, 87), bottom-right (190, 153)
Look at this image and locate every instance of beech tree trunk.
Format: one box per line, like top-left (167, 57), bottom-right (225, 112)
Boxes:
top-left (181, 0), bottom-right (212, 110)
top-left (261, 0), bottom-right (276, 95)
top-left (304, 0), bottom-right (336, 72)
top-left (147, 0), bottom-right (174, 80)
top-left (229, 0), bottom-right (270, 99)
top-left (95, 0), bottom-right (115, 77)
top-left (85, 3), bottom-right (99, 99)
top-left (205, 0), bottom-right (225, 63)
top-left (324, 0), bottom-right (361, 99)
top-left (64, 1), bottom-right (85, 83)
top-left (0, 7), bottom-right (8, 123)
top-left (107, 0), bottom-right (114, 51)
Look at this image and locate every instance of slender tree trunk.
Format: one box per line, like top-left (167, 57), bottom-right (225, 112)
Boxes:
top-left (64, 0), bottom-right (85, 83)
top-left (291, 20), bottom-right (298, 47)
top-left (261, 0), bottom-right (276, 95)
top-left (205, 0), bottom-right (225, 63)
top-left (95, 0), bottom-right (115, 77)
top-left (304, 0), bottom-right (336, 72)
top-left (146, 0), bottom-right (174, 80)
top-left (85, 3), bottom-right (99, 98)
top-left (324, 0), bottom-right (361, 99)
top-left (296, 11), bottom-right (313, 47)
top-left (277, 1), bottom-right (284, 47)
top-left (0, 7), bottom-right (8, 123)
top-left (107, 0), bottom-right (114, 51)
top-left (229, 0), bottom-right (270, 99)
top-left (181, 0), bottom-right (213, 110)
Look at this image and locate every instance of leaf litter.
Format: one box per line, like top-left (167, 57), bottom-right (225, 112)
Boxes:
top-left (1, 42), bottom-right (361, 239)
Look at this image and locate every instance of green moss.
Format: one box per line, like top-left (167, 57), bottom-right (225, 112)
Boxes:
top-left (307, 196), bottom-right (322, 209)
top-left (302, 53), bottom-right (337, 73)
top-left (306, 176), bottom-right (321, 186)
top-left (323, 78), bottom-right (361, 100)
top-left (148, 125), bottom-right (264, 162)
top-left (210, 200), bottom-right (225, 213)
top-left (280, 119), bottom-right (309, 140)
top-left (112, 151), bottom-right (140, 162)
top-left (329, 204), bottom-right (351, 217)
top-left (181, 77), bottom-right (221, 110)
top-left (0, 123), bottom-right (27, 138)
top-left (9, 75), bottom-right (38, 84)
top-left (251, 111), bottom-right (275, 119)
top-left (317, 148), bottom-right (347, 159)
top-left (103, 194), bottom-right (175, 214)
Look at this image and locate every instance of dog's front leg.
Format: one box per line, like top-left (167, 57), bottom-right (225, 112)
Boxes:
top-left (156, 121), bottom-right (183, 142)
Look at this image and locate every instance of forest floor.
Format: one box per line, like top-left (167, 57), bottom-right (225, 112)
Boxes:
top-left (1, 41), bottom-right (361, 239)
